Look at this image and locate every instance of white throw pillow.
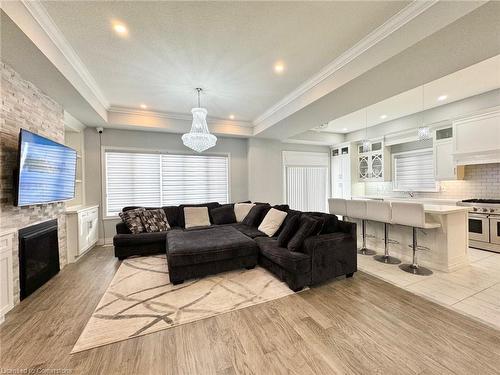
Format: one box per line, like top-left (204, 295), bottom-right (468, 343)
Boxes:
top-left (258, 208), bottom-right (288, 237)
top-left (184, 207), bottom-right (211, 228)
top-left (234, 203), bottom-right (255, 222)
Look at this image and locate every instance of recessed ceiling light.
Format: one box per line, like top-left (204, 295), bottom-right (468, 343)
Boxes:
top-left (229, 114), bottom-right (235, 120)
top-left (112, 21), bottom-right (128, 35)
top-left (437, 95), bottom-right (448, 101)
top-left (140, 104), bottom-right (147, 109)
top-left (274, 62), bottom-right (285, 74)
top-left (342, 128), bottom-right (348, 132)
top-left (380, 114), bottom-right (387, 119)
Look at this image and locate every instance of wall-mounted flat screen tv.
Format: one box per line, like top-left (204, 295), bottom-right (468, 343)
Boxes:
top-left (15, 129), bottom-right (77, 206)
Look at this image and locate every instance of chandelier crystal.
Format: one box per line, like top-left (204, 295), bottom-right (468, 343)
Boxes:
top-left (417, 85), bottom-right (431, 141)
top-left (182, 88), bottom-right (217, 153)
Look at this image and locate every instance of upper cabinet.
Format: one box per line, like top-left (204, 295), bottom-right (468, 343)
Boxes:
top-left (331, 143), bottom-right (352, 199)
top-left (453, 108), bottom-right (500, 165)
top-left (356, 140), bottom-right (390, 182)
top-left (433, 126), bottom-right (464, 181)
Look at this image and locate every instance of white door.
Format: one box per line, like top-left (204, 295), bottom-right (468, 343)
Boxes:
top-left (78, 211), bottom-right (89, 254)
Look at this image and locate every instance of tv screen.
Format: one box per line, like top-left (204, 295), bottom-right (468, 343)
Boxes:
top-left (15, 129), bottom-right (77, 206)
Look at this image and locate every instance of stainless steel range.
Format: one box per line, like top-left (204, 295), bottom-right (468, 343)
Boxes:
top-left (458, 199), bottom-right (500, 253)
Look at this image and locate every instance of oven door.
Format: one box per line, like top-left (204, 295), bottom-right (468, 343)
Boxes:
top-left (489, 215), bottom-right (500, 245)
top-left (468, 214), bottom-right (490, 242)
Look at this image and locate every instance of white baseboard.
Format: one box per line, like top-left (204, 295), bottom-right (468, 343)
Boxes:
top-left (98, 237), bottom-right (114, 246)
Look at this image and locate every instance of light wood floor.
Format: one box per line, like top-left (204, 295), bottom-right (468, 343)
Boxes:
top-left (1, 246), bottom-right (500, 375)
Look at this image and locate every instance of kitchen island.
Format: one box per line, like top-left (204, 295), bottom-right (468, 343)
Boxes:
top-left (348, 198), bottom-right (471, 272)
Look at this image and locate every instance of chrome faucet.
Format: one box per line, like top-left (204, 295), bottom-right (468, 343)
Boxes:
top-left (407, 191), bottom-right (415, 198)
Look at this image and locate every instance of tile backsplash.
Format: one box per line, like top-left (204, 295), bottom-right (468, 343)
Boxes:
top-left (365, 163), bottom-right (500, 199)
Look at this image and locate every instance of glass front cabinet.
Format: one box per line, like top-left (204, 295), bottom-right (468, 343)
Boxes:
top-left (356, 140), bottom-right (390, 181)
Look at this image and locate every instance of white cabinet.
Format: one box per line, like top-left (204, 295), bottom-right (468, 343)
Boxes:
top-left (331, 144), bottom-right (351, 199)
top-left (434, 127), bottom-right (464, 181)
top-left (0, 230), bottom-right (15, 324)
top-left (66, 205), bottom-right (99, 263)
top-left (356, 140), bottom-right (390, 181)
top-left (453, 108), bottom-right (500, 165)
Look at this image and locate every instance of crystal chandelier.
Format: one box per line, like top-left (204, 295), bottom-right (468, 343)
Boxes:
top-left (361, 108), bottom-right (371, 152)
top-left (182, 88), bottom-right (217, 153)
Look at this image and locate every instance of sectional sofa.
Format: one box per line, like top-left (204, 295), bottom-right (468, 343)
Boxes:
top-left (113, 202), bottom-right (357, 291)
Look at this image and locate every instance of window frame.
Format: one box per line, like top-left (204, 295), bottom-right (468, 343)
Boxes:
top-left (101, 146), bottom-right (231, 219)
top-left (391, 148), bottom-right (440, 193)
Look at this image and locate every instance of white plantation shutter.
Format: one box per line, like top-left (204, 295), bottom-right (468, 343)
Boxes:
top-left (106, 152), bottom-right (161, 216)
top-left (286, 166), bottom-right (328, 212)
top-left (161, 154), bottom-right (228, 205)
top-left (393, 149), bottom-right (438, 192)
top-left (105, 151), bottom-right (229, 216)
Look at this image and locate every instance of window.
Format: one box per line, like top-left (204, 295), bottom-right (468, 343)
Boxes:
top-left (105, 151), bottom-right (229, 216)
top-left (282, 151), bottom-right (329, 212)
top-left (392, 149), bottom-right (438, 192)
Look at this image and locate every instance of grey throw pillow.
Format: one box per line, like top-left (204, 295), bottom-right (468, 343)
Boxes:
top-left (287, 215), bottom-right (319, 252)
top-left (119, 208), bottom-right (146, 234)
top-left (140, 209), bottom-right (170, 233)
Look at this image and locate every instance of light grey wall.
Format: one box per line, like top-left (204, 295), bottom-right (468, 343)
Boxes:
top-left (84, 128), bottom-right (248, 242)
top-left (247, 138), bottom-right (331, 205)
top-left (345, 89), bottom-right (500, 142)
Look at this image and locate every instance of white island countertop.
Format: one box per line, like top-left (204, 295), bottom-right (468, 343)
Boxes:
top-left (422, 205), bottom-right (471, 215)
top-left (351, 196), bottom-right (470, 215)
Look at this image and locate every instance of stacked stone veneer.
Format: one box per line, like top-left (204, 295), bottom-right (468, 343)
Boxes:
top-left (0, 62), bottom-right (67, 305)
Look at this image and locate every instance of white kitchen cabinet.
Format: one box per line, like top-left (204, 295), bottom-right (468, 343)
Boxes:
top-left (66, 205), bottom-right (99, 263)
top-left (0, 230), bottom-right (15, 324)
top-left (453, 108), bottom-right (500, 165)
top-left (331, 144), bottom-right (352, 199)
top-left (356, 140), bottom-right (391, 181)
top-left (434, 127), bottom-right (464, 181)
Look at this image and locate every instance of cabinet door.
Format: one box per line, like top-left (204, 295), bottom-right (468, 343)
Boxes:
top-left (78, 212), bottom-right (89, 254)
top-left (358, 156), bottom-right (369, 179)
top-left (434, 141), bottom-right (455, 180)
top-left (87, 210), bottom-right (99, 246)
top-left (371, 154), bottom-right (383, 179)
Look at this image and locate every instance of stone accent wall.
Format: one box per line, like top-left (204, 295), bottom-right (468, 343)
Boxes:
top-left (0, 62), bottom-right (67, 304)
top-left (365, 163), bottom-right (500, 199)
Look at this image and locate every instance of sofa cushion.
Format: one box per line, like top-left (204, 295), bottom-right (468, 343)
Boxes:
top-left (277, 214), bottom-right (300, 247)
top-left (258, 208), bottom-right (288, 237)
top-left (242, 204), bottom-right (271, 227)
top-left (184, 207), bottom-right (211, 228)
top-left (179, 202), bottom-right (221, 227)
top-left (119, 208), bottom-right (146, 234)
top-left (162, 206), bottom-right (182, 227)
top-left (167, 226), bottom-right (258, 267)
top-left (140, 208), bottom-right (170, 233)
top-left (288, 215), bottom-right (319, 252)
top-left (210, 205), bottom-right (237, 225)
top-left (256, 237), bottom-right (311, 273)
top-left (275, 209), bottom-right (301, 236)
top-left (113, 231), bottom-right (167, 247)
top-left (303, 212), bottom-right (339, 234)
top-left (234, 203), bottom-right (255, 222)
top-left (232, 223), bottom-right (267, 239)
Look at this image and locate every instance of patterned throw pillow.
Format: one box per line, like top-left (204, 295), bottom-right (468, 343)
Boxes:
top-left (140, 209), bottom-right (170, 233)
top-left (119, 208), bottom-right (146, 234)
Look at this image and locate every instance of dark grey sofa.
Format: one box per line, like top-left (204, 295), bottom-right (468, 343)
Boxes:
top-left (113, 202), bottom-right (357, 291)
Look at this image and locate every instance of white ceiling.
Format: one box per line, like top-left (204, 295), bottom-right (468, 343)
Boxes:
top-left (40, 0), bottom-right (409, 122)
top-left (315, 54), bottom-right (500, 134)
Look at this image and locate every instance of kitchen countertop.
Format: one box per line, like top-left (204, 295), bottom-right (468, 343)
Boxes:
top-left (350, 196), bottom-right (470, 214)
top-left (422, 205), bottom-right (471, 215)
top-left (352, 195), bottom-right (465, 205)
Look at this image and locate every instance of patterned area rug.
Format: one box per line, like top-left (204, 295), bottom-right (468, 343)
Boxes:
top-left (72, 255), bottom-right (295, 353)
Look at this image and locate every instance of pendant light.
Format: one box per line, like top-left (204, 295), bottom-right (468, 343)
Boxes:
top-left (417, 85), bottom-right (431, 140)
top-left (362, 108), bottom-right (371, 152)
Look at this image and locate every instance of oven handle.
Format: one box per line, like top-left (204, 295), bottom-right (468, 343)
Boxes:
top-left (469, 214), bottom-right (489, 219)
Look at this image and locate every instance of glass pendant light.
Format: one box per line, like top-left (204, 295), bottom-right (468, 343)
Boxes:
top-left (417, 85), bottom-right (431, 141)
top-left (182, 88), bottom-right (217, 153)
top-left (362, 108), bottom-right (371, 152)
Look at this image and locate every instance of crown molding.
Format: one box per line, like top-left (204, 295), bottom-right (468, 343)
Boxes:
top-left (253, 0), bottom-right (438, 128)
top-left (21, 0), bottom-right (110, 109)
top-left (108, 106), bottom-right (254, 128)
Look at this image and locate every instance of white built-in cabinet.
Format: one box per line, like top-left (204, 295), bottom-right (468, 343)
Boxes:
top-left (331, 144), bottom-right (352, 199)
top-left (433, 126), bottom-right (464, 181)
top-left (356, 140), bottom-right (390, 181)
top-left (66, 205), bottom-right (99, 263)
top-left (0, 230), bottom-right (15, 324)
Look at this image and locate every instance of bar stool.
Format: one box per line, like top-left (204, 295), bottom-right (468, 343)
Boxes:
top-left (366, 200), bottom-right (401, 265)
top-left (328, 198), bottom-right (347, 220)
top-left (391, 202), bottom-right (440, 276)
top-left (346, 199), bottom-right (376, 255)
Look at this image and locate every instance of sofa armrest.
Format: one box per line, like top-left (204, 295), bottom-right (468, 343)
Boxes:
top-left (116, 221), bottom-right (132, 234)
top-left (302, 225), bottom-right (357, 284)
top-left (336, 220), bottom-right (356, 237)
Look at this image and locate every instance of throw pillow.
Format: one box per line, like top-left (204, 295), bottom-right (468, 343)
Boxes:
top-left (234, 203), bottom-right (255, 222)
top-left (184, 207), bottom-right (211, 228)
top-left (140, 209), bottom-right (170, 233)
top-left (242, 204), bottom-right (271, 227)
top-left (258, 208), bottom-right (288, 237)
top-left (287, 215), bottom-right (319, 252)
top-left (119, 208), bottom-right (146, 234)
top-left (211, 205), bottom-right (237, 225)
top-left (277, 214), bottom-right (300, 247)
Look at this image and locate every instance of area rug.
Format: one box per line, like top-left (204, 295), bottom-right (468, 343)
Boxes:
top-left (72, 255), bottom-right (295, 353)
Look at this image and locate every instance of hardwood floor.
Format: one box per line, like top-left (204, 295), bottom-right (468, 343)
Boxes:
top-left (1, 246), bottom-right (500, 374)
